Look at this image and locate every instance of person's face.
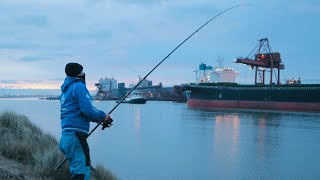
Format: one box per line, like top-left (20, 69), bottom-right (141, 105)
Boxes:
top-left (77, 71), bottom-right (85, 81)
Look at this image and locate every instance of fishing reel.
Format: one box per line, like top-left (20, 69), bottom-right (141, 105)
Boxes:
top-left (102, 117), bottom-right (113, 130)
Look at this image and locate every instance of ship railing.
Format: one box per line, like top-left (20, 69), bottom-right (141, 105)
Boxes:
top-left (190, 84), bottom-right (320, 91)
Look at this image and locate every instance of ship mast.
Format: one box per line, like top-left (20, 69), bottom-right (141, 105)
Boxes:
top-left (235, 38), bottom-right (284, 85)
top-left (193, 66), bottom-right (199, 83)
top-left (217, 56), bottom-right (224, 69)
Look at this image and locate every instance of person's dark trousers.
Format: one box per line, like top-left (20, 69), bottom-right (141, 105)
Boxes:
top-left (60, 131), bottom-right (91, 180)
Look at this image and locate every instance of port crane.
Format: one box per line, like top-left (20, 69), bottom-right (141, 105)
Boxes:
top-left (235, 38), bottom-right (285, 85)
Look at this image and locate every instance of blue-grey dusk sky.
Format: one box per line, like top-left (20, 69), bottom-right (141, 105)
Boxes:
top-left (0, 0), bottom-right (319, 89)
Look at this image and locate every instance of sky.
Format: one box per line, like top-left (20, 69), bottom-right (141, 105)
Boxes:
top-left (0, 0), bottom-right (319, 90)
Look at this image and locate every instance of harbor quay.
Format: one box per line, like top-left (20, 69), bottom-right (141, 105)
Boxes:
top-left (94, 77), bottom-right (186, 102)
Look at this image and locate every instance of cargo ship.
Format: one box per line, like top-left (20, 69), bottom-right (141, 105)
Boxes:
top-left (183, 38), bottom-right (320, 111)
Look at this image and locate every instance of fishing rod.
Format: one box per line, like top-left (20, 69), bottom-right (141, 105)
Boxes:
top-left (54, 3), bottom-right (251, 171)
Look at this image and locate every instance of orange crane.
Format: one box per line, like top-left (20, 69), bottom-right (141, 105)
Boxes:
top-left (235, 38), bottom-right (285, 85)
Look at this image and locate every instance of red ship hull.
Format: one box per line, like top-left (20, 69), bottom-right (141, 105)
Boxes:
top-left (188, 99), bottom-right (320, 112)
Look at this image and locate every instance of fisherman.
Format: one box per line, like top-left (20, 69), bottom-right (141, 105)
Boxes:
top-left (59, 62), bottom-right (110, 180)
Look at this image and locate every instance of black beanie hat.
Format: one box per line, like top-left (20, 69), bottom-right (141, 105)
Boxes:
top-left (65, 62), bottom-right (83, 77)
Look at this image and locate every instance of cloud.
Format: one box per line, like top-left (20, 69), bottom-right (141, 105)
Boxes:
top-left (0, 0), bottom-right (319, 88)
top-left (290, 1), bottom-right (320, 14)
top-left (0, 0), bottom-right (85, 6)
top-left (14, 14), bottom-right (48, 27)
top-left (0, 79), bottom-right (63, 89)
top-left (0, 79), bottom-right (50, 84)
top-left (22, 80), bottom-right (44, 83)
top-left (0, 42), bottom-right (38, 50)
top-left (0, 0), bottom-right (226, 56)
top-left (19, 56), bottom-right (50, 62)
top-left (48, 78), bottom-right (64, 81)
top-left (106, 49), bottom-right (128, 59)
top-left (59, 30), bottom-right (112, 40)
top-left (0, 80), bottom-right (18, 84)
top-left (18, 52), bottom-right (71, 62)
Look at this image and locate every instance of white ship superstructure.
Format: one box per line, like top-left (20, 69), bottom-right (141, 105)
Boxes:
top-left (194, 61), bottom-right (240, 83)
top-left (212, 67), bottom-right (240, 83)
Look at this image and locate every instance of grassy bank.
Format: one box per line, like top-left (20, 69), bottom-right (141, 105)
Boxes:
top-left (0, 111), bottom-right (116, 180)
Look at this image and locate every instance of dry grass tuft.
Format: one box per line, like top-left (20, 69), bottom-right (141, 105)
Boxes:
top-left (0, 111), bottom-right (116, 179)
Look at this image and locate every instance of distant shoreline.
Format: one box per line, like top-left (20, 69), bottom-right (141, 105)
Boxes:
top-left (0, 97), bottom-right (43, 100)
top-left (41, 96), bottom-right (187, 102)
top-left (0, 96), bottom-right (188, 103)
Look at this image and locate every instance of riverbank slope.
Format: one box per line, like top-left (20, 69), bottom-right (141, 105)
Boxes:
top-left (0, 111), bottom-right (116, 180)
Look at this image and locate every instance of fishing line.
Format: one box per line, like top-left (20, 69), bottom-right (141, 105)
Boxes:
top-left (54, 3), bottom-right (252, 171)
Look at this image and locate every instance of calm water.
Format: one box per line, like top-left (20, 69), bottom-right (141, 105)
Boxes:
top-left (1, 99), bottom-right (320, 179)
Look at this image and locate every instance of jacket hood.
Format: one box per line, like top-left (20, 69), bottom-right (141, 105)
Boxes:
top-left (61, 76), bottom-right (84, 92)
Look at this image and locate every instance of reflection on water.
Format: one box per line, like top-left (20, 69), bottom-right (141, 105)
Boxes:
top-left (1, 100), bottom-right (320, 179)
top-left (214, 114), bottom-right (240, 161)
top-left (185, 107), bottom-right (320, 179)
top-left (135, 105), bottom-right (141, 134)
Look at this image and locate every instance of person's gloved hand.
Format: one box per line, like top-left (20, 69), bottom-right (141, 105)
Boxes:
top-left (102, 114), bottom-right (113, 130)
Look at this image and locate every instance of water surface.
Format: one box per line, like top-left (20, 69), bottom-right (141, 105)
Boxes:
top-left (0, 99), bottom-right (319, 179)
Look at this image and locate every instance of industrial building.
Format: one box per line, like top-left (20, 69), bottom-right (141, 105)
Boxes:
top-left (94, 76), bottom-right (186, 101)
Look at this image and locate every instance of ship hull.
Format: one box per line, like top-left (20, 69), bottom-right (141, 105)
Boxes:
top-left (127, 98), bottom-right (147, 104)
top-left (184, 83), bottom-right (320, 112)
top-left (188, 99), bottom-right (320, 111)
top-left (117, 97), bottom-right (147, 104)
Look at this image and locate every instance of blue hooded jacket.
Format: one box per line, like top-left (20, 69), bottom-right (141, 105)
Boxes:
top-left (60, 77), bottom-right (106, 134)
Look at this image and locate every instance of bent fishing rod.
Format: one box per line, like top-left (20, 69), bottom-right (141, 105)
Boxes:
top-left (54, 4), bottom-right (251, 171)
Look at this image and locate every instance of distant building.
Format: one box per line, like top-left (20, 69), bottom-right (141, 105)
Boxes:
top-left (139, 78), bottom-right (152, 87)
top-left (94, 77), bottom-right (118, 100)
top-left (96, 77), bottom-right (117, 92)
top-left (94, 76), bottom-right (186, 101)
top-left (118, 82), bottom-right (126, 97)
top-left (129, 76), bottom-right (153, 88)
top-left (118, 82), bottom-right (125, 90)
